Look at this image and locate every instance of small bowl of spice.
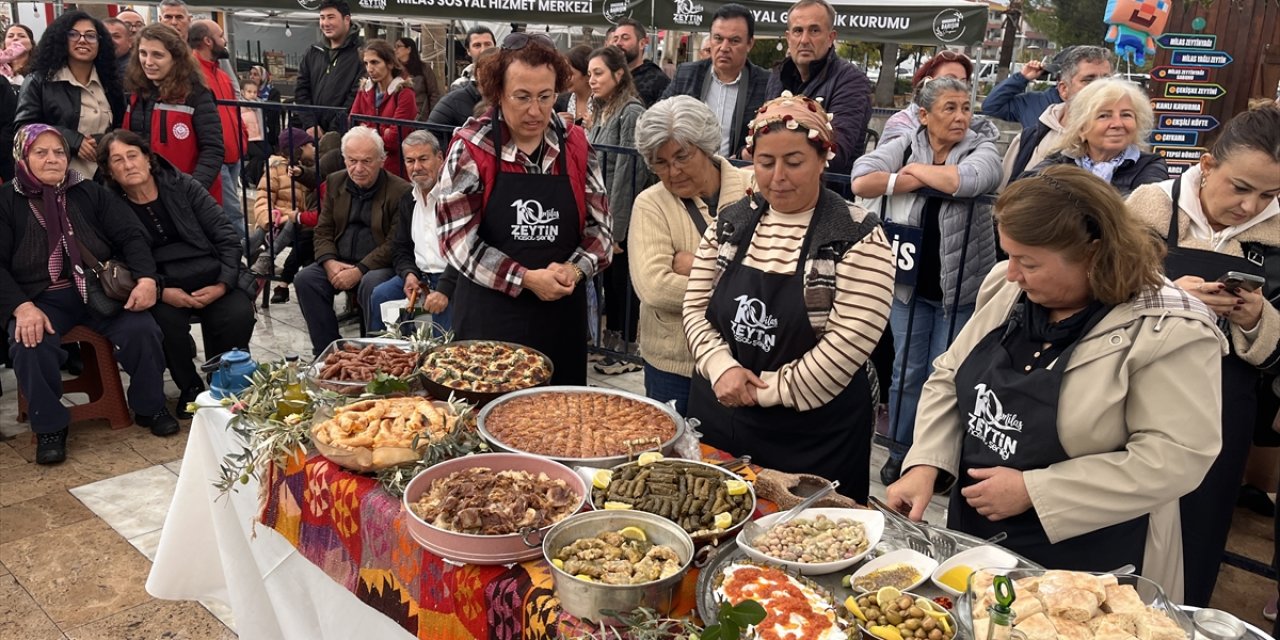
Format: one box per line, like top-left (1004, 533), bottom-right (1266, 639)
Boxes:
top-left (736, 507), bottom-right (884, 575)
top-left (845, 548), bottom-right (938, 593)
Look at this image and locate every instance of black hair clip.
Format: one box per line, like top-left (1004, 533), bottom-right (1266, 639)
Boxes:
top-left (1041, 174), bottom-right (1101, 240)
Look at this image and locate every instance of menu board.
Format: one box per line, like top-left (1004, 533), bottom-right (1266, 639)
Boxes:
top-left (1149, 33), bottom-right (1230, 176)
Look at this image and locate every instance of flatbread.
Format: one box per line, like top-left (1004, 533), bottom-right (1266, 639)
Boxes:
top-left (1039, 588), bottom-right (1100, 622)
top-left (1050, 616), bottom-right (1093, 640)
top-left (1016, 613), bottom-right (1060, 640)
top-left (1102, 584), bottom-right (1146, 615)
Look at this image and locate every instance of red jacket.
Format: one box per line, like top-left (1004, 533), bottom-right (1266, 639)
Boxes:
top-left (123, 91), bottom-right (224, 203)
top-left (349, 77), bottom-right (416, 178)
top-left (198, 56), bottom-right (243, 164)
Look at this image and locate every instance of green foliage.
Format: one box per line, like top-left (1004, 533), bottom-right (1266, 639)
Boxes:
top-left (1022, 0), bottom-right (1111, 49)
top-left (747, 37), bottom-right (786, 70)
top-left (701, 600), bottom-right (768, 640)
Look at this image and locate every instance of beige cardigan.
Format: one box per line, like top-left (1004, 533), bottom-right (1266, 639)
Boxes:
top-left (628, 157), bottom-right (752, 377)
top-left (904, 265), bottom-right (1226, 602)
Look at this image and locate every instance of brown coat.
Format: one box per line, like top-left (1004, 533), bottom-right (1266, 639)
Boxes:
top-left (312, 169), bottom-right (411, 272)
top-left (252, 156), bottom-right (312, 230)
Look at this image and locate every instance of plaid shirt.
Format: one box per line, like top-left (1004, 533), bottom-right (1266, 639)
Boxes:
top-left (435, 117), bottom-right (612, 298)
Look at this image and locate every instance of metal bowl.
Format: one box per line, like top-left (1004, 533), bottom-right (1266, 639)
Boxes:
top-left (416, 340), bottom-right (553, 407)
top-left (543, 510), bottom-right (696, 626)
top-left (591, 459), bottom-right (756, 543)
top-left (401, 452), bottom-right (587, 565)
top-left (477, 386), bottom-right (685, 468)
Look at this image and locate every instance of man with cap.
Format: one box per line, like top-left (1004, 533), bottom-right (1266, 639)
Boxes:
top-left (253, 127), bottom-right (319, 304)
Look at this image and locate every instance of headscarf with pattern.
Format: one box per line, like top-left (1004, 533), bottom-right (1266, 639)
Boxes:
top-left (12, 124), bottom-right (88, 299)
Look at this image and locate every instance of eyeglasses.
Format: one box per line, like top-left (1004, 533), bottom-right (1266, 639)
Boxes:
top-left (123, 21), bottom-right (144, 33)
top-left (506, 92), bottom-right (556, 109)
top-left (501, 32), bottom-right (554, 51)
top-left (651, 148), bottom-right (698, 174)
top-left (67, 30), bottom-right (99, 43)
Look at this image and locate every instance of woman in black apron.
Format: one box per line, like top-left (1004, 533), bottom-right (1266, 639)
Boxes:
top-left (434, 33), bottom-right (613, 385)
top-left (683, 95), bottom-right (895, 502)
top-left (1124, 106), bottom-right (1280, 606)
top-left (888, 165), bottom-right (1226, 598)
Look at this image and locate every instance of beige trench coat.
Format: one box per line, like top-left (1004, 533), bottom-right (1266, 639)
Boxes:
top-left (903, 264), bottom-right (1227, 602)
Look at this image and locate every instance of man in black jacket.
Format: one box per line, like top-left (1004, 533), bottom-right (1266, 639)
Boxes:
top-left (765, 0), bottom-right (872, 175)
top-left (293, 0), bottom-right (364, 137)
top-left (427, 48), bottom-right (495, 151)
top-left (610, 18), bottom-right (670, 107)
top-left (660, 4), bottom-right (768, 159)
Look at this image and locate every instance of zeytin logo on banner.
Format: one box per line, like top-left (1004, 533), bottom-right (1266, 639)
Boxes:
top-left (359, 0), bottom-right (387, 9)
top-left (933, 9), bottom-right (965, 42)
top-left (297, 0), bottom-right (323, 9)
top-left (672, 0), bottom-right (705, 26)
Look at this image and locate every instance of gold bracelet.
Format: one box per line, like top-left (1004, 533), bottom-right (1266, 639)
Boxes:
top-left (572, 264), bottom-right (585, 283)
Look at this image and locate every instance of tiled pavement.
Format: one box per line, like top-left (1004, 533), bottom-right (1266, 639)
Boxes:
top-left (0, 280), bottom-right (1274, 638)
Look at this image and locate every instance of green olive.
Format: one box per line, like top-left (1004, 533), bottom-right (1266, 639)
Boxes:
top-left (866, 607), bottom-right (882, 620)
top-left (897, 596), bottom-right (914, 610)
top-left (907, 606), bottom-right (924, 619)
top-left (915, 630), bottom-right (927, 639)
top-left (921, 617), bottom-right (938, 631)
top-left (886, 612), bottom-right (904, 625)
top-left (878, 616), bottom-right (888, 626)
top-left (905, 619), bottom-right (921, 631)
top-left (929, 630), bottom-right (944, 640)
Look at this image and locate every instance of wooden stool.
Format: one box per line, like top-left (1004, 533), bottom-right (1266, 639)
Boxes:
top-left (17, 326), bottom-right (133, 430)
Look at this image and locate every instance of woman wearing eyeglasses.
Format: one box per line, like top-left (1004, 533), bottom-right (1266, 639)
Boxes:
top-left (14, 11), bottom-right (125, 180)
top-left (435, 32), bottom-right (613, 385)
top-left (588, 45), bottom-right (652, 372)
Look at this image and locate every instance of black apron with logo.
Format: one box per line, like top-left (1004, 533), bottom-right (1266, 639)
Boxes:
top-left (949, 299), bottom-right (1149, 572)
top-left (1163, 180), bottom-right (1267, 606)
top-left (451, 116), bottom-right (588, 385)
top-left (687, 208), bottom-right (874, 501)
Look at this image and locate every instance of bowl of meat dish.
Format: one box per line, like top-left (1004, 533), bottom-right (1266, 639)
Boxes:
top-left (590, 458), bottom-right (756, 543)
top-left (418, 340), bottom-right (552, 406)
top-left (477, 386), bottom-right (684, 467)
top-left (736, 507), bottom-right (885, 576)
top-left (402, 452), bottom-right (587, 564)
top-left (543, 510), bottom-right (696, 626)
top-left (957, 569), bottom-right (1193, 640)
top-left (307, 338), bottom-right (423, 396)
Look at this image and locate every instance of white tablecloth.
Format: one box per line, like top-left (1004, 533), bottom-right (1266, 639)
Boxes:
top-left (145, 393), bottom-right (414, 640)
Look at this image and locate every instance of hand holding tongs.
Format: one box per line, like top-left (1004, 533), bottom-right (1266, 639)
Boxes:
top-left (869, 495), bottom-right (938, 557)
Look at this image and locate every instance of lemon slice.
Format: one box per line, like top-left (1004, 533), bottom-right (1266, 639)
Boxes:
top-left (592, 470), bottom-right (613, 490)
top-left (551, 558), bottom-right (565, 569)
top-left (876, 586), bottom-right (903, 608)
top-left (575, 574), bottom-right (594, 582)
top-left (637, 452), bottom-right (665, 466)
top-left (868, 625), bottom-right (904, 640)
top-left (725, 479), bottom-right (749, 496)
top-left (603, 501), bottom-right (633, 510)
top-left (618, 526), bottom-right (647, 542)
top-left (844, 595), bottom-right (868, 622)
top-left (713, 512), bottom-right (733, 529)
top-left (915, 596), bottom-right (938, 613)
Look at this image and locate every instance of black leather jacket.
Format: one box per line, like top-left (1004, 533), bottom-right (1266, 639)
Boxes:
top-left (14, 68), bottom-right (126, 156)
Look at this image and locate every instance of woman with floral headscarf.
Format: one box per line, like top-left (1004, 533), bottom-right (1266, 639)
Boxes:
top-left (682, 93), bottom-right (895, 501)
top-left (0, 124), bottom-right (175, 466)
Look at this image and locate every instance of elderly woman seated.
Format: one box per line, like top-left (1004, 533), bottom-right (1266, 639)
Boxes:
top-left (1021, 78), bottom-right (1167, 195)
top-left (98, 130), bottom-right (257, 419)
top-left (629, 95), bottom-right (753, 415)
top-left (1, 124), bottom-right (174, 465)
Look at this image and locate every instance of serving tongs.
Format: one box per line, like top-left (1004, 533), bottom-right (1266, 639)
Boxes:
top-left (708, 454), bottom-right (752, 474)
top-left (869, 495), bottom-right (940, 558)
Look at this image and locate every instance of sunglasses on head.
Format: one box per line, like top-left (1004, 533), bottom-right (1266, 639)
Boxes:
top-left (501, 32), bottom-right (555, 51)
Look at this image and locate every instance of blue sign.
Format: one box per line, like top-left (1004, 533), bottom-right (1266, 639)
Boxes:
top-left (1158, 114), bottom-right (1220, 131)
top-left (883, 221), bottom-right (923, 287)
top-left (1150, 66), bottom-right (1211, 82)
top-left (1155, 146), bottom-right (1208, 163)
top-left (1171, 50), bottom-right (1233, 68)
top-left (1156, 33), bottom-right (1217, 50)
top-left (1151, 130), bottom-right (1200, 146)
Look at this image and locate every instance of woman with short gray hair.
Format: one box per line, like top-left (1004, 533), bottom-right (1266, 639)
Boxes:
top-left (628, 95), bottom-right (752, 413)
top-left (851, 76), bottom-right (1003, 482)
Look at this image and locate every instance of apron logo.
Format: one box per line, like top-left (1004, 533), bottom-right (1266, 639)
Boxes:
top-left (730, 295), bottom-right (778, 352)
top-left (966, 382), bottom-right (1022, 461)
top-left (172, 123), bottom-right (191, 140)
top-left (510, 199), bottom-right (560, 242)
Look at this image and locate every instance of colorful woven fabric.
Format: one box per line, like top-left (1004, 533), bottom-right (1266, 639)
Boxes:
top-left (259, 445), bottom-right (776, 639)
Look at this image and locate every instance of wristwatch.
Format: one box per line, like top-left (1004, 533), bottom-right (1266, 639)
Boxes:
top-left (572, 264), bottom-right (585, 283)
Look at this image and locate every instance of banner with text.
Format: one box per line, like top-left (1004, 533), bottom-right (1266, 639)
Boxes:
top-left (649, 0), bottom-right (986, 44)
top-left (192, 0), bottom-right (652, 27)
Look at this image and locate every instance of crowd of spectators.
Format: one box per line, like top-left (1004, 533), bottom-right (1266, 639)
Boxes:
top-left (1, 0), bottom-right (1278, 623)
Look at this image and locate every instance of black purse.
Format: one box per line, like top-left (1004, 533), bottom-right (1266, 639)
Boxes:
top-left (73, 237), bottom-right (135, 318)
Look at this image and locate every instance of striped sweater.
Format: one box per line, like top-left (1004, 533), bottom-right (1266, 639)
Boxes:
top-left (682, 190), bottom-right (895, 411)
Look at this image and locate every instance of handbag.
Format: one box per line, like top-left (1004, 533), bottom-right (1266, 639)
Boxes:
top-left (74, 236), bottom-right (136, 302)
top-left (81, 267), bottom-right (125, 318)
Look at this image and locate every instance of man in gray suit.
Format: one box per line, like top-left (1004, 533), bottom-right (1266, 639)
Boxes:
top-left (660, 4), bottom-right (769, 159)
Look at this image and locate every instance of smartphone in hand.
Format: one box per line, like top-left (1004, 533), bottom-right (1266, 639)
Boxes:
top-left (1217, 271), bottom-right (1266, 293)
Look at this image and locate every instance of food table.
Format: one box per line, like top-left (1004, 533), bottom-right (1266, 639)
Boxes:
top-left (145, 394), bottom-right (775, 639)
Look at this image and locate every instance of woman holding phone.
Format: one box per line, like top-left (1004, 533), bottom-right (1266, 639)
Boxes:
top-left (1126, 103), bottom-right (1280, 606)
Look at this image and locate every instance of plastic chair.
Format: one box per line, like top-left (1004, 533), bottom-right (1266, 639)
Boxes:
top-left (16, 325), bottom-right (133, 430)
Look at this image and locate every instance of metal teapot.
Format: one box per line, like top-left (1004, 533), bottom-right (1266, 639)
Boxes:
top-left (201, 349), bottom-right (258, 399)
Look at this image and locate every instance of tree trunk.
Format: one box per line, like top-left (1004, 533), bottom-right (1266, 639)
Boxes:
top-left (996, 0), bottom-right (1023, 83)
top-left (875, 42), bottom-right (899, 107)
